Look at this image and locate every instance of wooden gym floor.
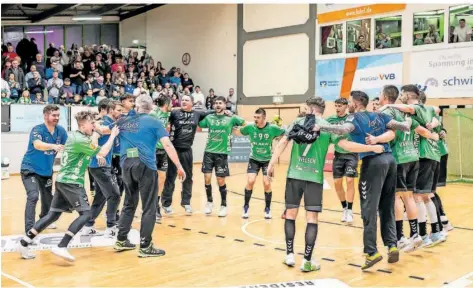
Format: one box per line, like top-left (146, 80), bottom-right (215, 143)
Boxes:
top-left (1, 163), bottom-right (473, 287)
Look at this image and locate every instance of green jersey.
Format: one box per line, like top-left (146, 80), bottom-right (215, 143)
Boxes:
top-left (199, 114), bottom-right (245, 154)
top-left (286, 118), bottom-right (340, 184)
top-left (382, 107), bottom-right (420, 164)
top-left (149, 108), bottom-right (170, 150)
top-left (82, 96), bottom-right (96, 106)
top-left (1, 97), bottom-right (12, 104)
top-left (18, 97), bottom-right (31, 104)
top-left (411, 104), bottom-right (440, 162)
top-left (239, 123), bottom-right (285, 162)
top-left (56, 131), bottom-right (100, 186)
top-left (434, 116), bottom-right (448, 156)
top-left (325, 114), bottom-right (352, 154)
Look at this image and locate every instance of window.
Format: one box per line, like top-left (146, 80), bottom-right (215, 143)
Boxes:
top-left (320, 24), bottom-right (343, 55)
top-left (347, 18), bottom-right (371, 53)
top-left (375, 15), bottom-right (402, 49)
top-left (449, 5), bottom-right (473, 43)
top-left (413, 10), bottom-right (444, 45)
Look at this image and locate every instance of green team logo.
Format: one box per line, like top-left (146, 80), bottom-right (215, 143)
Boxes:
top-left (211, 119), bottom-right (228, 126)
top-left (252, 132), bottom-right (270, 140)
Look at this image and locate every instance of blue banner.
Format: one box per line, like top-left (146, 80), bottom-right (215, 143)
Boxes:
top-left (10, 104), bottom-right (69, 132)
top-left (315, 58), bottom-right (345, 101)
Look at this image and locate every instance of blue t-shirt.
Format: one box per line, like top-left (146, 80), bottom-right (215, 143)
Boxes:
top-left (118, 113), bottom-right (168, 171)
top-left (89, 115), bottom-right (114, 168)
top-left (21, 124), bottom-right (68, 176)
top-left (346, 111), bottom-right (393, 159)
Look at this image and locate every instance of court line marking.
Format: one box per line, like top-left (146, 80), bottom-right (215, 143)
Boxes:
top-left (1, 272), bottom-right (35, 288)
top-left (443, 270), bottom-right (473, 288)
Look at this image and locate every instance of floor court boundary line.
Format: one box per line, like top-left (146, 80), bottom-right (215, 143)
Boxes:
top-left (1, 272), bottom-right (35, 288)
top-left (443, 270), bottom-right (473, 288)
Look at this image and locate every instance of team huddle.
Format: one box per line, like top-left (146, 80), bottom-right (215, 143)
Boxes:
top-left (16, 85), bottom-right (452, 272)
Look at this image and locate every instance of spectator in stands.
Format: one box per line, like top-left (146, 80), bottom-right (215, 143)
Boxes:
top-left (149, 83), bottom-right (159, 99)
top-left (47, 70), bottom-right (64, 104)
top-left (104, 72), bottom-right (113, 96)
top-left (25, 65), bottom-right (39, 89)
top-left (205, 88), bottom-right (216, 110)
top-left (5, 59), bottom-right (25, 91)
top-left (453, 19), bottom-right (472, 42)
top-left (182, 73), bottom-right (194, 92)
top-left (2, 89), bottom-right (12, 105)
top-left (95, 54), bottom-right (107, 76)
top-left (2, 60), bottom-right (12, 79)
top-left (3, 45), bottom-right (18, 61)
top-left (112, 65), bottom-right (125, 83)
top-left (82, 88), bottom-right (96, 106)
top-left (96, 89), bottom-right (107, 104)
top-left (427, 24), bottom-right (441, 43)
top-left (133, 79), bottom-right (149, 97)
top-left (30, 54), bottom-right (45, 79)
top-left (28, 71), bottom-right (44, 99)
top-left (227, 88), bottom-right (236, 112)
top-left (46, 43), bottom-right (57, 59)
top-left (50, 50), bottom-right (63, 73)
top-left (105, 53), bottom-right (113, 66)
top-left (146, 69), bottom-right (157, 88)
top-left (93, 75), bottom-right (106, 98)
top-left (126, 65), bottom-right (137, 84)
top-left (89, 61), bottom-right (99, 77)
top-left (82, 74), bottom-right (95, 95)
top-left (111, 56), bottom-right (125, 73)
top-left (70, 61), bottom-right (85, 95)
top-left (1, 78), bottom-right (10, 99)
top-left (45, 62), bottom-right (62, 80)
top-left (18, 90), bottom-right (32, 104)
top-left (33, 92), bottom-right (45, 104)
top-left (61, 78), bottom-right (74, 105)
top-left (73, 94), bottom-right (82, 105)
top-left (111, 89), bottom-right (120, 101)
top-left (192, 86), bottom-right (205, 109)
top-left (171, 92), bottom-right (180, 108)
top-left (7, 72), bottom-right (20, 102)
top-left (124, 78), bottom-right (135, 94)
top-left (158, 69), bottom-right (170, 86)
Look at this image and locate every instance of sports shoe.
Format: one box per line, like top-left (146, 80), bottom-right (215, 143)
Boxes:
top-left (264, 207), bottom-right (272, 219)
top-left (51, 246), bottom-right (75, 262)
top-left (163, 206), bottom-right (173, 215)
top-left (345, 209), bottom-right (353, 224)
top-left (397, 236), bottom-right (410, 250)
top-left (17, 242), bottom-right (35, 259)
top-left (420, 235), bottom-right (433, 248)
top-left (156, 208), bottom-right (162, 221)
top-left (182, 205), bottom-right (193, 215)
top-left (47, 223), bottom-right (57, 229)
top-left (81, 226), bottom-right (97, 235)
top-left (444, 222), bottom-right (454, 232)
top-left (283, 253), bottom-right (295, 267)
top-left (300, 259), bottom-right (321, 272)
top-left (387, 246), bottom-right (399, 263)
top-left (341, 208), bottom-right (347, 222)
top-left (402, 234), bottom-right (422, 252)
top-left (138, 243), bottom-right (165, 258)
top-left (361, 253), bottom-right (383, 270)
top-left (104, 226), bottom-right (118, 238)
top-left (430, 232), bottom-right (446, 246)
top-left (242, 205), bottom-right (249, 219)
top-left (204, 202), bottom-right (213, 215)
top-left (218, 206), bottom-right (228, 217)
top-left (114, 239), bottom-right (136, 251)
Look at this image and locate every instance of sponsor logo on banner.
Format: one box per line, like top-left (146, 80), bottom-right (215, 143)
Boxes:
top-left (232, 278), bottom-right (350, 288)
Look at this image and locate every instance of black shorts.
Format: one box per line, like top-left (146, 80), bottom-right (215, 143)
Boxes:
top-left (285, 178), bottom-right (323, 212)
top-left (247, 158), bottom-right (269, 176)
top-left (201, 152), bottom-right (230, 177)
top-left (156, 149), bottom-right (168, 172)
top-left (50, 182), bottom-right (90, 213)
top-left (396, 161), bottom-right (419, 192)
top-left (415, 158), bottom-right (439, 194)
top-left (332, 152), bottom-right (358, 179)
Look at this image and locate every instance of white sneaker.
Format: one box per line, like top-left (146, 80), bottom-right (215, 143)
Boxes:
top-left (402, 234), bottom-right (422, 252)
top-left (47, 223), bottom-right (57, 229)
top-left (440, 230), bottom-right (448, 241)
top-left (204, 202), bottom-right (213, 215)
top-left (420, 235), bottom-right (433, 248)
top-left (341, 208), bottom-right (347, 222)
top-left (397, 236), bottom-right (410, 250)
top-left (218, 206), bottom-right (227, 217)
top-left (81, 226), bottom-right (97, 235)
top-left (242, 205), bottom-right (249, 219)
top-left (444, 222), bottom-right (454, 231)
top-left (345, 209), bottom-right (353, 224)
top-left (283, 253), bottom-right (295, 267)
top-left (17, 241), bottom-right (35, 259)
top-left (163, 206), bottom-right (173, 215)
top-left (51, 246), bottom-right (75, 262)
top-left (183, 205), bottom-right (193, 215)
top-left (104, 226), bottom-right (118, 238)
top-left (300, 258), bottom-right (321, 272)
top-left (264, 207), bottom-right (272, 219)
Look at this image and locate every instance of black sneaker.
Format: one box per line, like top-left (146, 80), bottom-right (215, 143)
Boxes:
top-left (114, 239), bottom-right (136, 252)
top-left (138, 243), bottom-right (166, 258)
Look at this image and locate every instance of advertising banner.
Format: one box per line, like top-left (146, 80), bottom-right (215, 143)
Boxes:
top-left (10, 105), bottom-right (68, 132)
top-left (1, 105), bottom-right (10, 132)
top-left (410, 47), bottom-right (473, 98)
top-left (228, 135), bottom-right (251, 163)
top-left (316, 53), bottom-right (403, 100)
top-left (70, 106), bottom-right (98, 131)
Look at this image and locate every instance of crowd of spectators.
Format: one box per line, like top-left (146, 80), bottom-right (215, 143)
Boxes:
top-left (1, 36), bottom-right (237, 113)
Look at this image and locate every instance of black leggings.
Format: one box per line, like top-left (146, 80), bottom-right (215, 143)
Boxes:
top-left (32, 210), bottom-right (92, 235)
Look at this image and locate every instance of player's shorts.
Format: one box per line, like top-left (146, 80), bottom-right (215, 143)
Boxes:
top-left (201, 152), bottom-right (230, 177)
top-left (156, 149), bottom-right (168, 172)
top-left (415, 158), bottom-right (439, 194)
top-left (285, 178), bottom-right (323, 212)
top-left (50, 182), bottom-right (90, 213)
top-left (332, 152), bottom-right (358, 179)
top-left (396, 161), bottom-right (419, 192)
top-left (247, 158), bottom-right (269, 176)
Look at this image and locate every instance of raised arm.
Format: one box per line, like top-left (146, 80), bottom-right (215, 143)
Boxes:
top-left (381, 104), bottom-right (415, 115)
top-left (365, 130), bottom-right (396, 145)
top-left (415, 125), bottom-right (439, 141)
top-left (338, 139), bottom-right (384, 153)
top-left (386, 118), bottom-right (411, 132)
top-left (314, 122), bottom-right (355, 135)
top-left (97, 127), bottom-right (119, 157)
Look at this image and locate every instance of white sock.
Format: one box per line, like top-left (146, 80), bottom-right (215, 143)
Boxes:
top-left (416, 202), bottom-right (427, 223)
top-left (426, 200), bottom-right (438, 224)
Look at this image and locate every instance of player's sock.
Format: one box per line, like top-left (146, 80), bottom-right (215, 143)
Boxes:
top-left (244, 189), bottom-right (252, 206)
top-left (347, 202), bottom-right (353, 210)
top-left (58, 232), bottom-right (74, 248)
top-left (417, 201), bottom-right (427, 236)
top-left (264, 192), bottom-right (272, 209)
top-left (219, 184), bottom-right (227, 207)
top-left (431, 196), bottom-right (443, 231)
top-left (426, 201), bottom-right (440, 233)
top-left (304, 223), bottom-right (318, 261)
top-left (20, 230), bottom-right (38, 247)
top-left (396, 220), bottom-right (404, 240)
top-left (409, 219), bottom-right (418, 237)
top-left (341, 200), bottom-right (347, 209)
top-left (205, 184), bottom-right (213, 203)
top-left (285, 219), bottom-right (295, 254)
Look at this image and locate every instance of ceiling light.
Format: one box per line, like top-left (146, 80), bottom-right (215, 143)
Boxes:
top-left (132, 40), bottom-right (139, 44)
top-left (25, 30), bottom-right (53, 34)
top-left (72, 17), bottom-right (102, 21)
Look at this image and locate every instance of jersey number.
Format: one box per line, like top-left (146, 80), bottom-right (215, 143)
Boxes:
top-left (302, 144), bottom-right (312, 157)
